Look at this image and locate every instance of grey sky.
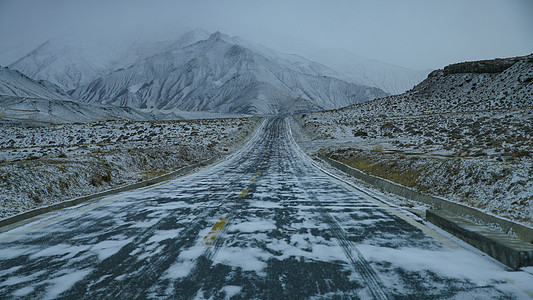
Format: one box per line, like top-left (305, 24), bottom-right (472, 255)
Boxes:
top-left (0, 0), bottom-right (532, 70)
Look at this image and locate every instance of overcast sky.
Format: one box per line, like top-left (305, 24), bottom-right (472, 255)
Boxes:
top-left (0, 0), bottom-right (532, 70)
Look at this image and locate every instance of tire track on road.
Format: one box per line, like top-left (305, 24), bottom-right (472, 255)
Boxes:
top-left (61, 122), bottom-right (274, 299)
top-left (142, 121), bottom-right (276, 298)
top-left (290, 169), bottom-right (390, 300)
top-left (284, 119), bottom-right (390, 300)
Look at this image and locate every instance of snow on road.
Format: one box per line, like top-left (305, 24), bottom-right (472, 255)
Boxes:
top-left (0, 118), bottom-right (532, 299)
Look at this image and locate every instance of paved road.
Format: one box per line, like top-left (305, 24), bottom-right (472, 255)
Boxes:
top-left (0, 118), bottom-right (531, 299)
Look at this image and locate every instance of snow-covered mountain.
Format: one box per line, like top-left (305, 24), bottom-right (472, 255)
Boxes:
top-left (284, 47), bottom-right (430, 95)
top-left (8, 39), bottom-right (120, 92)
top-left (0, 65), bottom-right (252, 123)
top-left (70, 32), bottom-right (388, 114)
top-left (0, 67), bottom-right (72, 100)
top-left (8, 29), bottom-right (424, 97)
top-left (8, 29), bottom-right (411, 114)
top-left (331, 54), bottom-right (533, 117)
top-left (8, 29), bottom-right (211, 91)
top-left (0, 66), bottom-right (159, 123)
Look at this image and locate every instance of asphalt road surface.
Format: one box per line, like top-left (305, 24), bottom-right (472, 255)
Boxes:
top-left (0, 118), bottom-right (532, 299)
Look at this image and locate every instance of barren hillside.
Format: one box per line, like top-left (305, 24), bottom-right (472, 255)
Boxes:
top-left (0, 117), bottom-right (261, 219)
top-left (292, 54), bottom-right (533, 226)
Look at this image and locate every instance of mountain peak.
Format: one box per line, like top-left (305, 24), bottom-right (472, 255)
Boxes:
top-left (209, 31), bottom-right (223, 39)
top-left (179, 28), bottom-right (210, 39)
top-left (69, 33), bottom-right (388, 115)
top-left (9, 30), bottom-right (391, 115)
top-left (207, 31), bottom-right (233, 43)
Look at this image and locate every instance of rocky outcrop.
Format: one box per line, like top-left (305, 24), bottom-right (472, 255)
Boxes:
top-left (429, 54), bottom-right (531, 77)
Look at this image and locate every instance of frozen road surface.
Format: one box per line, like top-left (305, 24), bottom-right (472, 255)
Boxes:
top-left (1, 118), bottom-right (532, 299)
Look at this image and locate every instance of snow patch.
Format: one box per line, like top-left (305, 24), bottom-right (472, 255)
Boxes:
top-left (212, 247), bottom-right (269, 272)
top-left (91, 237), bottom-right (133, 261)
top-left (128, 83), bottom-right (143, 93)
top-left (229, 220), bottom-right (276, 233)
top-left (44, 269), bottom-right (92, 299)
top-left (222, 285), bottom-right (242, 298)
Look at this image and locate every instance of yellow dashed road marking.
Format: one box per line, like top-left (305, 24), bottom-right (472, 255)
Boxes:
top-left (257, 171), bottom-right (261, 175)
top-left (260, 166), bottom-right (263, 169)
top-left (250, 178), bottom-right (256, 182)
top-left (238, 189), bottom-right (249, 197)
top-left (202, 218), bottom-right (228, 246)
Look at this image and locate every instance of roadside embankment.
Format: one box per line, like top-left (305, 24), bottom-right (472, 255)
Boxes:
top-left (290, 110), bottom-right (533, 228)
top-left (316, 150), bottom-right (533, 270)
top-left (290, 115), bottom-right (533, 269)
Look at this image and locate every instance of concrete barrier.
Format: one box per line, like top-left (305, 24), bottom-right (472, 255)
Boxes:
top-left (0, 155), bottom-right (221, 230)
top-left (427, 210), bottom-right (533, 270)
top-left (317, 154), bottom-right (533, 244)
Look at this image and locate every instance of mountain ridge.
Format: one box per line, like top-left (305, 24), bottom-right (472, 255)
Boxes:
top-left (0, 65), bottom-right (253, 123)
top-left (266, 45), bottom-right (430, 95)
top-left (70, 31), bottom-right (388, 115)
top-left (7, 29), bottom-right (427, 111)
top-left (8, 29), bottom-right (212, 91)
top-left (0, 66), bottom-right (158, 123)
top-left (334, 53), bottom-right (533, 116)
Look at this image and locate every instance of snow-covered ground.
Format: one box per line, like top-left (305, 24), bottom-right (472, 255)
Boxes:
top-left (1, 117), bottom-right (531, 298)
top-left (0, 117), bottom-right (261, 219)
top-left (291, 54), bottom-right (533, 227)
top-left (292, 110), bottom-right (533, 227)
